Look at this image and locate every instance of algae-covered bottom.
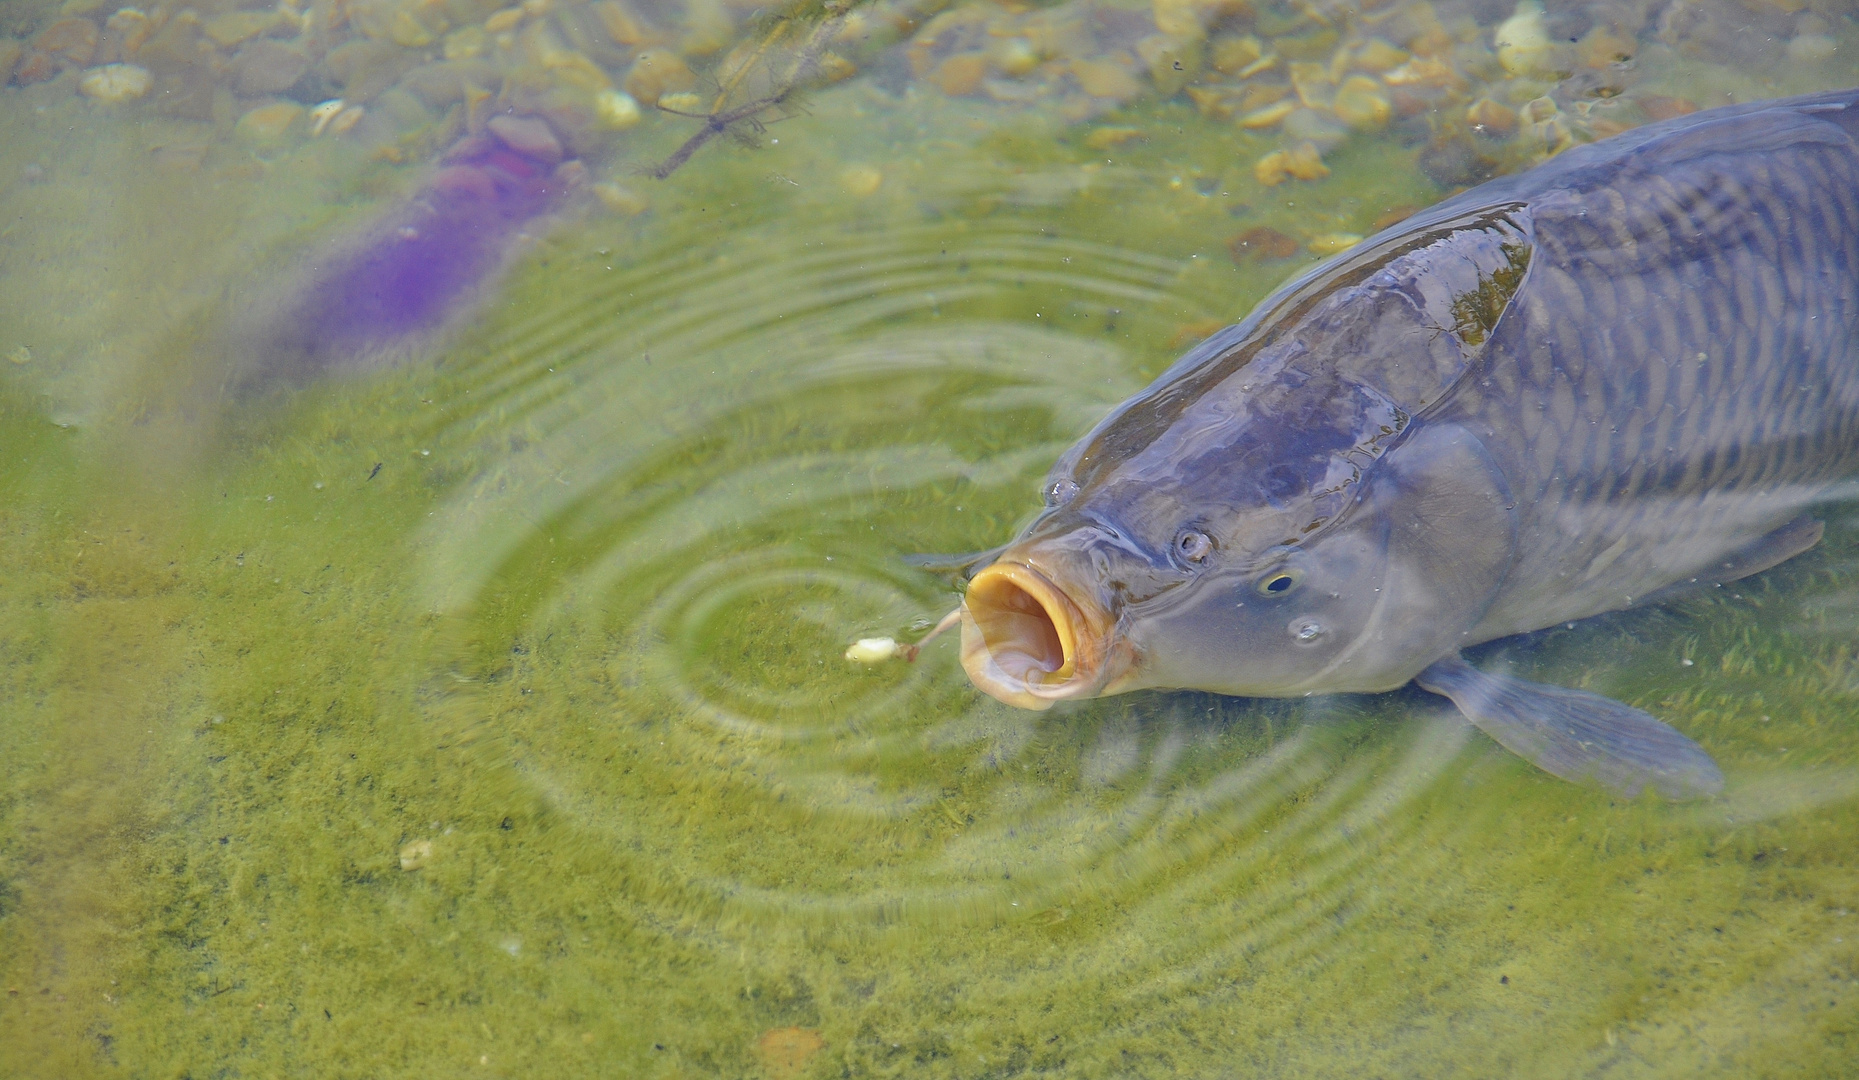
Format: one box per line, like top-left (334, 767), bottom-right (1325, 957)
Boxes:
top-left (2, 0), bottom-right (1857, 1076)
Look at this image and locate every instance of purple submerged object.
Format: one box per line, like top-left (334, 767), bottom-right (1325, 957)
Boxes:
top-left (249, 114), bottom-right (579, 376)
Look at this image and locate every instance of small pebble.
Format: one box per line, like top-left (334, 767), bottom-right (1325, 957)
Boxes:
top-left (1238, 100), bottom-right (1296, 130)
top-left (1331, 75), bottom-right (1390, 129)
top-left (1288, 62), bottom-right (1332, 109)
top-left (1494, 0), bottom-right (1556, 76)
top-left (327, 105), bottom-right (365, 136)
top-left (840, 165), bottom-right (883, 197)
top-left (1350, 39), bottom-right (1408, 74)
top-left (845, 637), bottom-right (899, 663)
top-left (1210, 35), bottom-right (1264, 75)
top-left (1465, 97), bottom-right (1519, 136)
top-left (930, 53), bottom-right (987, 96)
top-left (1308, 232), bottom-right (1363, 255)
top-left (235, 102), bottom-right (304, 144)
top-left (757, 1027), bottom-right (826, 1080)
top-left (398, 839), bottom-right (433, 870)
top-left (1070, 58), bottom-right (1141, 100)
top-left (1229, 226), bottom-right (1299, 261)
top-left (623, 48), bottom-right (696, 106)
top-left (1254, 142), bottom-right (1328, 186)
top-left (34, 18), bottom-right (99, 65)
top-left (444, 25), bottom-right (488, 61)
top-left (487, 114), bottom-right (562, 164)
top-left (594, 88), bottom-right (641, 129)
top-left (78, 63), bottom-right (150, 102)
top-left (591, 181), bottom-right (648, 215)
top-left (990, 36), bottom-right (1040, 77)
top-left (203, 10), bottom-right (272, 48)
top-left (1785, 34), bottom-right (1837, 64)
top-left (1083, 126), bottom-right (1144, 149)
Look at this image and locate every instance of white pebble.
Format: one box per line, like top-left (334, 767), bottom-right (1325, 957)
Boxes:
top-left (1786, 34), bottom-right (1837, 64)
top-left (79, 64), bottom-right (152, 103)
top-left (594, 88), bottom-right (641, 130)
top-left (844, 637), bottom-right (898, 663)
top-left (398, 839), bottom-right (433, 870)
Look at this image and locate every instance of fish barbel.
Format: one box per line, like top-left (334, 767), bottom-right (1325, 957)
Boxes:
top-left (954, 87), bottom-right (1859, 798)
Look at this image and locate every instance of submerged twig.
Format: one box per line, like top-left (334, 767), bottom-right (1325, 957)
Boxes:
top-left (651, 92), bottom-right (793, 179)
top-left (649, 0), bottom-right (858, 180)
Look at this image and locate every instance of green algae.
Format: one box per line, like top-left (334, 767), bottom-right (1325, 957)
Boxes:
top-left (1, 18), bottom-right (1857, 1080)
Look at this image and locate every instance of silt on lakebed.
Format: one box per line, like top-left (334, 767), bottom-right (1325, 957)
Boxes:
top-left (947, 87), bottom-right (1859, 800)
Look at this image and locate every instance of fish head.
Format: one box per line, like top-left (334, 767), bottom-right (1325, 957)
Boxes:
top-left (961, 204), bottom-right (1538, 708)
top-left (960, 459), bottom-right (1394, 709)
top-left (962, 419), bottom-right (1518, 707)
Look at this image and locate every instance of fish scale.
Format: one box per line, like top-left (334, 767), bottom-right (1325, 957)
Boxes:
top-left (955, 88), bottom-right (1859, 798)
top-left (1460, 105), bottom-right (1859, 639)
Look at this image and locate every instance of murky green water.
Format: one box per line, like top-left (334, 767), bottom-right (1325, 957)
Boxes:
top-left (2, 0), bottom-right (1856, 1075)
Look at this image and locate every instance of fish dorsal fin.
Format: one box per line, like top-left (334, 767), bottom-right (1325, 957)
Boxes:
top-left (1064, 204), bottom-right (1534, 491)
top-left (1288, 203), bottom-right (1532, 407)
top-left (1627, 103), bottom-right (1855, 167)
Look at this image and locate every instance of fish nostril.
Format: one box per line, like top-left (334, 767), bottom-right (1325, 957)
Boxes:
top-left (1176, 530), bottom-right (1213, 562)
top-left (1289, 617), bottom-right (1325, 644)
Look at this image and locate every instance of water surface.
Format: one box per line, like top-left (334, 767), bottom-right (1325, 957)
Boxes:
top-left (1, 0), bottom-right (1855, 1075)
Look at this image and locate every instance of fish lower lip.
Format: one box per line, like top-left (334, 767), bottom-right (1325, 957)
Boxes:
top-left (959, 561), bottom-right (1108, 709)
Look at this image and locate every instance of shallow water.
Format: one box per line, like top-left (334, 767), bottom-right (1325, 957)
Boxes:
top-left (1, 0), bottom-right (1856, 1076)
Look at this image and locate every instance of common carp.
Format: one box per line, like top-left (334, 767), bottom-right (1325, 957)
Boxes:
top-left (955, 88), bottom-right (1859, 799)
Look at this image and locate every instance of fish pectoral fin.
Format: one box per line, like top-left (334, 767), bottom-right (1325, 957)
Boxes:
top-left (1639, 516), bottom-right (1824, 607)
top-left (1709, 515), bottom-right (1824, 583)
top-left (1414, 653), bottom-right (1724, 800)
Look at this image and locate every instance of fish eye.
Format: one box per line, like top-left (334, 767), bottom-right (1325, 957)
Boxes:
top-left (1046, 478), bottom-right (1079, 505)
top-left (1175, 529), bottom-right (1213, 562)
top-left (1257, 567), bottom-right (1303, 596)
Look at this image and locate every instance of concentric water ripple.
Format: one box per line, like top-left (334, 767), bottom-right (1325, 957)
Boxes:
top-left (413, 197), bottom-right (1511, 952)
top-left (399, 167), bottom-right (1857, 1073)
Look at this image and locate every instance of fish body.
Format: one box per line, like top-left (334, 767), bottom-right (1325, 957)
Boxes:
top-left (957, 88), bottom-right (1859, 797)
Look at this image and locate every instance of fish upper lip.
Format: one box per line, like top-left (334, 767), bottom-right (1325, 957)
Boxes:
top-left (959, 559), bottom-right (1127, 709)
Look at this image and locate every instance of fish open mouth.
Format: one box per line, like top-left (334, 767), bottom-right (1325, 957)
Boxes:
top-left (960, 561), bottom-right (1115, 709)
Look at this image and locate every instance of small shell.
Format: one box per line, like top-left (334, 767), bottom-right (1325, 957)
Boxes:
top-left (844, 638), bottom-right (900, 663)
top-left (309, 98), bottom-right (346, 136)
